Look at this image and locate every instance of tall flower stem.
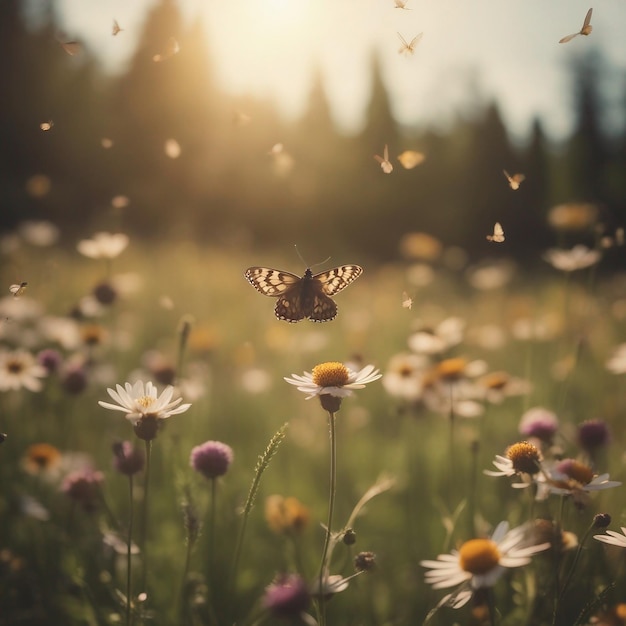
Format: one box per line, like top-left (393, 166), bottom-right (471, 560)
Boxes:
top-left (126, 474), bottom-right (135, 626)
top-left (140, 440), bottom-right (153, 596)
top-left (209, 477), bottom-right (217, 582)
top-left (229, 424), bottom-right (288, 620)
top-left (447, 385), bottom-right (457, 500)
top-left (558, 520), bottom-right (593, 603)
top-left (204, 478), bottom-right (218, 626)
top-left (551, 495), bottom-right (566, 625)
top-left (318, 410), bottom-right (337, 626)
top-left (486, 587), bottom-right (497, 626)
top-left (179, 530), bottom-right (193, 625)
top-left (175, 316), bottom-right (192, 385)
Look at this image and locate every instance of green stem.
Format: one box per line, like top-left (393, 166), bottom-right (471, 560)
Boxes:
top-left (179, 527), bottom-right (196, 626)
top-left (205, 478), bottom-right (218, 626)
top-left (559, 520), bottom-right (594, 601)
top-left (209, 478), bottom-right (216, 580)
top-left (487, 587), bottom-right (497, 626)
top-left (126, 475), bottom-right (134, 626)
top-left (175, 317), bottom-right (192, 385)
top-left (318, 411), bottom-right (337, 626)
top-left (229, 424), bottom-right (288, 619)
top-left (140, 440), bottom-right (152, 596)
top-left (552, 496), bottom-right (567, 625)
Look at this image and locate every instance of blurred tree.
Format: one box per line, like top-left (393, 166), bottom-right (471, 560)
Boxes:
top-left (282, 66), bottom-right (360, 254)
top-left (289, 66), bottom-right (342, 212)
top-left (518, 117), bottom-right (553, 255)
top-left (0, 0), bottom-right (106, 235)
top-left (456, 101), bottom-right (518, 252)
top-left (0, 0), bottom-right (35, 229)
top-left (565, 51), bottom-right (609, 204)
top-left (344, 52), bottom-right (402, 257)
top-left (359, 52), bottom-right (399, 155)
top-left (110, 0), bottom-right (222, 236)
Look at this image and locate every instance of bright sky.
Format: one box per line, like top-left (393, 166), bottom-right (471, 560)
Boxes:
top-left (50, 0), bottom-right (626, 139)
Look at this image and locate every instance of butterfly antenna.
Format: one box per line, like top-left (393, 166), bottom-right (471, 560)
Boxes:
top-left (310, 256), bottom-right (331, 270)
top-left (294, 244), bottom-right (308, 268)
top-left (294, 245), bottom-right (331, 270)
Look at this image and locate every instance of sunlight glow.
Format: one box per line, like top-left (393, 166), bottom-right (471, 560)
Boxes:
top-left (53, 0), bottom-right (626, 138)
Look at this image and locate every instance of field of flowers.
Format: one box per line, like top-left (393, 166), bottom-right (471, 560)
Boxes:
top-left (1, 225), bottom-right (626, 626)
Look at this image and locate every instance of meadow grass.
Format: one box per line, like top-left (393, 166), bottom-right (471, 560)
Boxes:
top-left (1, 236), bottom-right (625, 626)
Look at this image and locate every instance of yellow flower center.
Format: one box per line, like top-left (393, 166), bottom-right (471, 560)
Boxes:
top-left (557, 459), bottom-right (594, 485)
top-left (436, 357), bottom-right (467, 382)
top-left (459, 539), bottom-right (501, 574)
top-left (481, 371), bottom-right (509, 390)
top-left (506, 441), bottom-right (541, 475)
top-left (399, 364), bottom-right (414, 378)
top-left (137, 395), bottom-right (156, 409)
top-left (26, 443), bottom-right (61, 470)
top-left (7, 359), bottom-right (24, 374)
top-left (81, 324), bottom-right (106, 346)
top-left (312, 362), bottom-right (350, 388)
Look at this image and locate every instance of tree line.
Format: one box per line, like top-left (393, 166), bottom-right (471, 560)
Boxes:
top-left (1, 0), bottom-right (625, 263)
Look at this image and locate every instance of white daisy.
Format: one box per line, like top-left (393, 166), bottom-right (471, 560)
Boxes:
top-left (484, 442), bottom-right (543, 488)
top-left (421, 522), bottom-right (550, 608)
top-left (536, 459), bottom-right (621, 501)
top-left (382, 353), bottom-right (428, 401)
top-left (407, 317), bottom-right (466, 355)
top-left (594, 527), bottom-right (626, 549)
top-left (77, 232), bottom-right (129, 259)
top-left (98, 380), bottom-right (191, 425)
top-left (284, 362), bottom-right (381, 400)
top-left (606, 343), bottom-right (626, 375)
top-left (543, 245), bottom-right (601, 272)
top-left (0, 349), bottom-right (47, 392)
top-left (18, 220), bottom-right (60, 247)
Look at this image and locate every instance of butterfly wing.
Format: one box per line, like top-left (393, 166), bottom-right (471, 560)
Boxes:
top-left (410, 33), bottom-right (423, 48)
top-left (487, 223), bottom-right (505, 242)
top-left (61, 41), bottom-right (81, 56)
top-left (559, 32), bottom-right (579, 43)
top-left (310, 293), bottom-right (338, 322)
top-left (275, 292), bottom-right (310, 322)
top-left (582, 8), bottom-right (592, 30)
top-left (397, 32), bottom-right (409, 53)
top-left (314, 265), bottom-right (363, 296)
top-left (244, 267), bottom-right (301, 297)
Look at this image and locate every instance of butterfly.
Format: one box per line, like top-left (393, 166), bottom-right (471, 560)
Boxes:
top-left (503, 169), bottom-right (525, 190)
top-left (9, 282), bottom-right (27, 297)
top-left (374, 144), bottom-right (393, 174)
top-left (244, 265), bottom-right (363, 322)
top-left (486, 222), bottom-right (505, 243)
top-left (112, 20), bottom-right (123, 36)
top-left (559, 8), bottom-right (593, 43)
top-left (402, 291), bottom-right (413, 309)
top-left (60, 40), bottom-right (81, 56)
top-left (393, 0), bottom-right (411, 9)
top-left (397, 32), bottom-right (423, 55)
top-left (397, 150), bottom-right (425, 169)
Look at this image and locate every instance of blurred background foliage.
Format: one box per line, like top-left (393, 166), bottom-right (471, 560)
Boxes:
top-left (0, 0), bottom-right (625, 264)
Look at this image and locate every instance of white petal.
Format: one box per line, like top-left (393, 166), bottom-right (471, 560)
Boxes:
top-left (98, 400), bottom-right (132, 413)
